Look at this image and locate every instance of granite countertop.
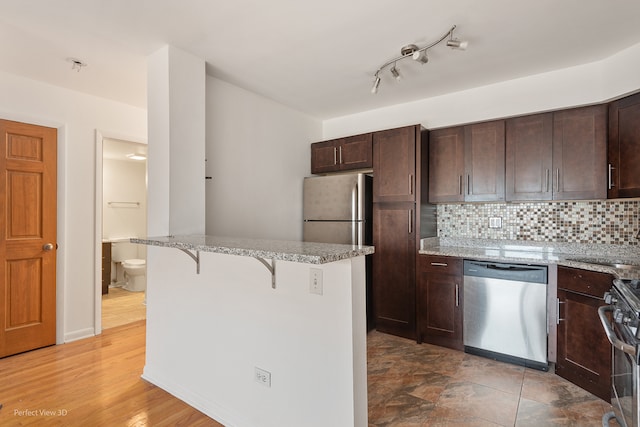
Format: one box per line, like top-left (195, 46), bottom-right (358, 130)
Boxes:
top-left (131, 235), bottom-right (374, 265)
top-left (419, 237), bottom-right (640, 279)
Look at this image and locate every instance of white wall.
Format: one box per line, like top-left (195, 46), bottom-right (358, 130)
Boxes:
top-left (102, 158), bottom-right (147, 241)
top-left (143, 248), bottom-right (367, 427)
top-left (323, 42), bottom-right (640, 138)
top-left (147, 46), bottom-right (206, 236)
top-left (0, 70), bottom-right (147, 342)
top-left (206, 77), bottom-right (322, 241)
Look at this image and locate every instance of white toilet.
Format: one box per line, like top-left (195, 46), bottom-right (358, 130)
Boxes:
top-left (111, 241), bottom-right (146, 292)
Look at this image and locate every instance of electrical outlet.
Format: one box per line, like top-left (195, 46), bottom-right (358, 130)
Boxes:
top-left (255, 367), bottom-right (271, 387)
top-left (310, 268), bottom-right (323, 295)
top-left (489, 217), bottom-right (502, 228)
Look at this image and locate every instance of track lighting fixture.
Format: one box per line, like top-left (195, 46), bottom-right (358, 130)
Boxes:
top-left (370, 25), bottom-right (468, 94)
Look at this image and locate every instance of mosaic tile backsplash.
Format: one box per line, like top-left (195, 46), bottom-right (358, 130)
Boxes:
top-left (437, 200), bottom-right (640, 245)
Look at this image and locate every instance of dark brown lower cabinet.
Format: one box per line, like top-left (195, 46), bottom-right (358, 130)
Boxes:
top-left (556, 266), bottom-right (612, 401)
top-left (417, 255), bottom-right (463, 350)
top-left (372, 202), bottom-right (416, 340)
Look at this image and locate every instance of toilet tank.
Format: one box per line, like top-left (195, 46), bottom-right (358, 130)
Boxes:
top-left (111, 241), bottom-right (139, 262)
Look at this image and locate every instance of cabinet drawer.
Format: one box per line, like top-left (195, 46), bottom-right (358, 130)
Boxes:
top-left (557, 266), bottom-right (613, 298)
top-left (419, 255), bottom-right (462, 275)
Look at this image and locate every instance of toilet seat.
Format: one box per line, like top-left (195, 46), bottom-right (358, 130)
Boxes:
top-left (122, 259), bottom-right (146, 269)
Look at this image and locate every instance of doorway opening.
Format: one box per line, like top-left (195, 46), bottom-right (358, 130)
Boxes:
top-left (95, 133), bottom-right (147, 333)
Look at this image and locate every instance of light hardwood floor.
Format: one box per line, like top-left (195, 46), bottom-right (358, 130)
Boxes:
top-left (0, 320), bottom-right (220, 426)
top-left (102, 287), bottom-right (146, 330)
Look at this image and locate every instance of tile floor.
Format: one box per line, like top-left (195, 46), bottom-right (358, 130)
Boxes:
top-left (367, 330), bottom-right (619, 426)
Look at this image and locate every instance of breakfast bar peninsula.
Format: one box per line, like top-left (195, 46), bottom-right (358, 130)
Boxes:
top-left (132, 235), bottom-right (374, 427)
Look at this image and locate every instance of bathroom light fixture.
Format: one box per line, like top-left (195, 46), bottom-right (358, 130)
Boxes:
top-left (370, 25), bottom-right (468, 94)
top-left (126, 153), bottom-right (146, 161)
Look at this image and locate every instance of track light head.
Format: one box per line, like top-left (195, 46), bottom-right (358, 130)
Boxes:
top-left (412, 50), bottom-right (428, 64)
top-left (390, 65), bottom-right (401, 81)
top-left (446, 38), bottom-right (468, 50)
top-left (371, 75), bottom-right (381, 94)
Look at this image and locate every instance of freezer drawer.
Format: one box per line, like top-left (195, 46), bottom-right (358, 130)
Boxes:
top-left (303, 221), bottom-right (364, 246)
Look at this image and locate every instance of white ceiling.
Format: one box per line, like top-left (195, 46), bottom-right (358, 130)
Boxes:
top-left (1, 0), bottom-right (640, 119)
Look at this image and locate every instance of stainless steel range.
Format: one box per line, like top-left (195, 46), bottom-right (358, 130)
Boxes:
top-left (600, 278), bottom-right (640, 427)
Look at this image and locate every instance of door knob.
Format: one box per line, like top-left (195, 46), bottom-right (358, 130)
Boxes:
top-left (43, 243), bottom-right (54, 251)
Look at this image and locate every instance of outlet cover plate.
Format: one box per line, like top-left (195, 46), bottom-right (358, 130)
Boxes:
top-left (310, 268), bottom-right (323, 295)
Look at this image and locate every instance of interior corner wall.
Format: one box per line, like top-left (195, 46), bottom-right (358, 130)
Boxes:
top-left (205, 77), bottom-right (322, 241)
top-left (0, 70), bottom-right (147, 342)
top-left (321, 42), bottom-right (640, 138)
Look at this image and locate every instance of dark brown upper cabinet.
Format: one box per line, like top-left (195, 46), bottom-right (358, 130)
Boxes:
top-left (372, 125), bottom-right (417, 203)
top-left (310, 133), bottom-right (372, 174)
top-left (506, 113), bottom-right (554, 201)
top-left (608, 92), bottom-right (640, 199)
top-left (552, 105), bottom-right (607, 200)
top-left (429, 121), bottom-right (505, 202)
top-left (506, 106), bottom-right (607, 202)
top-left (428, 127), bottom-right (464, 202)
top-left (464, 120), bottom-right (506, 202)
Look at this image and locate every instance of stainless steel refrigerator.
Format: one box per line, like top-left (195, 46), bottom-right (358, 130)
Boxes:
top-left (303, 174), bottom-right (372, 246)
top-left (303, 173), bottom-right (374, 329)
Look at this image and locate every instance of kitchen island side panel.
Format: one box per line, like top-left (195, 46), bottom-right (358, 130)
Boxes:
top-left (142, 246), bottom-right (367, 427)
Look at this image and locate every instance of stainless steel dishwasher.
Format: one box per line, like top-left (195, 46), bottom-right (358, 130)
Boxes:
top-left (463, 260), bottom-right (548, 371)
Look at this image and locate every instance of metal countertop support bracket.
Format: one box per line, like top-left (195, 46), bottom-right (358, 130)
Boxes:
top-left (254, 257), bottom-right (276, 289)
top-left (178, 248), bottom-right (200, 274)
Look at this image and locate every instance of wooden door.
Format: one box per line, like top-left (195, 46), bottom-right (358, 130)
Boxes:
top-left (0, 119), bottom-right (57, 358)
top-left (372, 202), bottom-right (416, 340)
top-left (464, 120), bottom-right (506, 202)
top-left (372, 126), bottom-right (416, 203)
top-left (505, 113), bottom-right (553, 201)
top-left (608, 92), bottom-right (640, 198)
top-left (428, 126), bottom-right (464, 203)
top-left (552, 105), bottom-right (607, 200)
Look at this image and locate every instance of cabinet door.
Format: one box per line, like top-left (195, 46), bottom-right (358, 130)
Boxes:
top-left (340, 133), bottom-right (373, 170)
top-left (506, 113), bottom-right (553, 201)
top-left (310, 139), bottom-right (339, 174)
top-left (464, 120), bottom-right (506, 202)
top-left (556, 288), bottom-right (611, 401)
top-left (608, 92), bottom-right (640, 198)
top-left (372, 202), bottom-right (416, 340)
top-left (417, 256), bottom-right (463, 350)
top-left (428, 127), bottom-right (464, 203)
top-left (552, 105), bottom-right (607, 200)
top-left (373, 126), bottom-right (416, 203)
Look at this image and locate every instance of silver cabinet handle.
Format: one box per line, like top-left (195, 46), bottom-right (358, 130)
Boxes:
top-left (458, 175), bottom-right (462, 195)
top-left (467, 174), bottom-right (471, 195)
top-left (430, 262), bottom-right (448, 267)
top-left (556, 298), bottom-right (565, 324)
top-left (599, 305), bottom-right (637, 356)
top-left (608, 164), bottom-right (615, 189)
top-left (455, 283), bottom-right (460, 307)
top-left (43, 243), bottom-right (54, 251)
top-left (545, 169), bottom-right (550, 193)
top-left (555, 168), bottom-right (560, 193)
top-left (409, 174), bottom-right (414, 195)
top-left (338, 146), bottom-right (343, 164)
top-left (333, 147), bottom-right (337, 165)
top-left (408, 210), bottom-right (413, 234)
